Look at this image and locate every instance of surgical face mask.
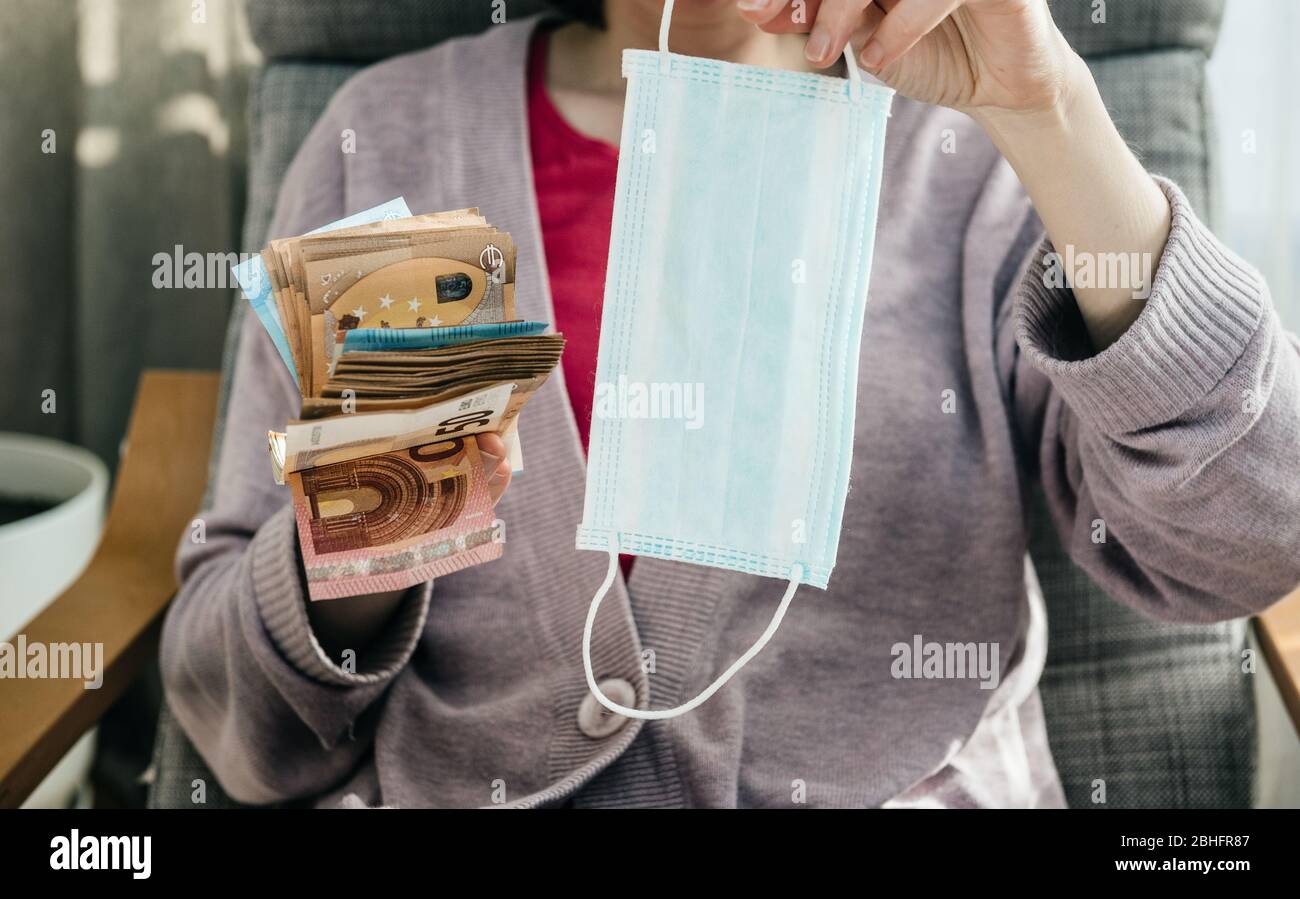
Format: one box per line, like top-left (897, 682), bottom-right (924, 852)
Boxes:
top-left (578, 0), bottom-right (893, 719)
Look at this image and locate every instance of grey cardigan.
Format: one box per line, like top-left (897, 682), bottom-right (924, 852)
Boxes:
top-left (161, 18), bottom-right (1300, 808)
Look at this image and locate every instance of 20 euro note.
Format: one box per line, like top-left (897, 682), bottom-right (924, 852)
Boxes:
top-left (288, 434), bottom-right (502, 601)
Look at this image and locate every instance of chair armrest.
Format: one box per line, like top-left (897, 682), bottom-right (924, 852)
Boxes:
top-left (0, 370), bottom-right (219, 808)
top-left (1256, 586), bottom-right (1300, 738)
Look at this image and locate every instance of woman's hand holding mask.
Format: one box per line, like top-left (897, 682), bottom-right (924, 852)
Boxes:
top-left (738, 0), bottom-right (1085, 120)
top-left (739, 0), bottom-right (1171, 352)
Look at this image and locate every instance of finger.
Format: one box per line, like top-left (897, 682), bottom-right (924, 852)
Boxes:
top-left (475, 433), bottom-right (513, 503)
top-left (859, 0), bottom-right (961, 71)
top-left (846, 4), bottom-right (887, 57)
top-left (736, 0), bottom-right (805, 28)
top-left (748, 0), bottom-right (823, 33)
top-left (805, 0), bottom-right (873, 66)
top-left (488, 465), bottom-right (512, 504)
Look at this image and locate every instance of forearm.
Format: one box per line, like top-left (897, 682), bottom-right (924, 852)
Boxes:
top-left (1013, 175), bottom-right (1300, 619)
top-left (974, 53), bottom-right (1172, 351)
top-left (165, 510), bottom-right (414, 802)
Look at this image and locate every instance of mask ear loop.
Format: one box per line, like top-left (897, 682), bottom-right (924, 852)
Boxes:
top-left (581, 532), bottom-right (805, 720)
top-left (658, 0), bottom-right (675, 72)
top-left (659, 0), bottom-right (864, 98)
top-left (842, 40), bottom-right (863, 99)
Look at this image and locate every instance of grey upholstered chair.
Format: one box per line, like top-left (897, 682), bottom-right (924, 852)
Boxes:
top-left (148, 0), bottom-right (1253, 808)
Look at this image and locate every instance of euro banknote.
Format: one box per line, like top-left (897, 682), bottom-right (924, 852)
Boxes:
top-left (239, 201), bottom-right (562, 600)
top-left (289, 434), bottom-right (502, 601)
top-left (232, 198), bottom-right (414, 383)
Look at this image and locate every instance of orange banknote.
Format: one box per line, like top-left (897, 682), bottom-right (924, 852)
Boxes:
top-left (289, 434), bottom-right (502, 601)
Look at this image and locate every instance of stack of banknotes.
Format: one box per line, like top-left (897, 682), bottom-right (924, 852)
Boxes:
top-left (233, 199), bottom-right (564, 600)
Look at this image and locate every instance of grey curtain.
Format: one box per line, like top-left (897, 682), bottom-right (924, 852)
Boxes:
top-left (0, 0), bottom-right (258, 466)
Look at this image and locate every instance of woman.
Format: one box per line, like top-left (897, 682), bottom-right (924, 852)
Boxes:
top-left (162, 0), bottom-right (1300, 807)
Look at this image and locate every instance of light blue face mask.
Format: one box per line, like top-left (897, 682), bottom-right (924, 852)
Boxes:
top-left (578, 0), bottom-right (893, 719)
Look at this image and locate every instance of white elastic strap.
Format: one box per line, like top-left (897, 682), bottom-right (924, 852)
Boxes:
top-left (582, 534), bottom-right (804, 721)
top-left (659, 0), bottom-right (676, 57)
top-left (842, 44), bottom-right (863, 99)
top-left (659, 0), bottom-right (862, 96)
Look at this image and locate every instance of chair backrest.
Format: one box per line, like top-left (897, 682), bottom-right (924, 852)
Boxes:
top-left (153, 0), bottom-right (1250, 808)
top-left (1029, 1), bottom-right (1254, 810)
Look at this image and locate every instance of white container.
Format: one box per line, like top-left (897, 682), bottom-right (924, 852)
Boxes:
top-left (0, 432), bottom-right (109, 808)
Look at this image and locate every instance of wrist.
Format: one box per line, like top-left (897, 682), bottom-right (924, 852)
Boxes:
top-left (969, 47), bottom-right (1096, 164)
top-left (307, 587), bottom-right (411, 660)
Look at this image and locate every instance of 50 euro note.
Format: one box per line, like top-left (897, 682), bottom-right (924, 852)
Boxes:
top-left (280, 382), bottom-right (516, 475)
top-left (306, 231), bottom-right (517, 395)
top-left (288, 434), bottom-right (502, 601)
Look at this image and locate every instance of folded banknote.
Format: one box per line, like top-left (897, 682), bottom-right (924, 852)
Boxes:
top-left (232, 198), bottom-right (415, 384)
top-left (289, 434), bottom-right (502, 601)
top-left (341, 319), bottom-right (549, 353)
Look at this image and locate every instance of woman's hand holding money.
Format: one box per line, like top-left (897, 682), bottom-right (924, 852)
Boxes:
top-left (305, 432), bottom-right (514, 661)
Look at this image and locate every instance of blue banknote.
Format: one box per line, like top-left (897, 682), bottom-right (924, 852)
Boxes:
top-left (341, 320), bottom-right (550, 353)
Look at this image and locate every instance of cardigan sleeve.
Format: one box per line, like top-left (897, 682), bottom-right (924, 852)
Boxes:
top-left (1013, 176), bottom-right (1300, 622)
top-left (159, 84), bottom-right (432, 804)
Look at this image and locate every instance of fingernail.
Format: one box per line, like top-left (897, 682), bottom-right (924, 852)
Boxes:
top-left (479, 451), bottom-right (502, 474)
top-left (805, 28), bottom-right (831, 64)
top-left (860, 40), bottom-right (884, 69)
top-left (737, 0), bottom-right (770, 11)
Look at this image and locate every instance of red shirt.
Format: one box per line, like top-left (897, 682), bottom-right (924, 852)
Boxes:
top-left (528, 29), bottom-right (633, 575)
top-left (528, 28), bottom-right (619, 453)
